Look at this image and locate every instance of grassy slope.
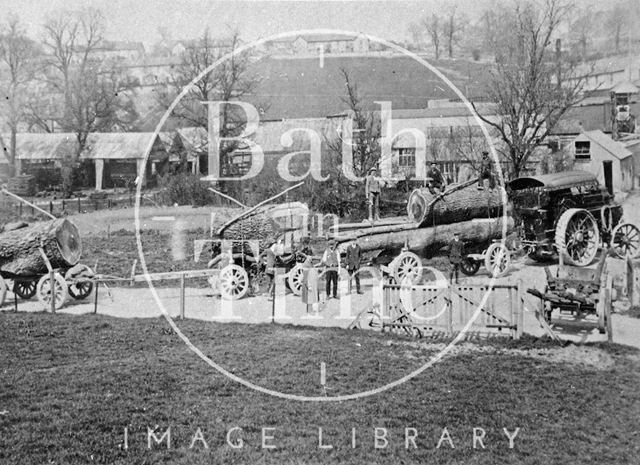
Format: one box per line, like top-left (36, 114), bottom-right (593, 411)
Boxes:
top-left (1, 313), bottom-right (639, 465)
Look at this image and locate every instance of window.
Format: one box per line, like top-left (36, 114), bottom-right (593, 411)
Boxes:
top-left (398, 148), bottom-right (416, 167)
top-left (575, 141), bottom-right (591, 160)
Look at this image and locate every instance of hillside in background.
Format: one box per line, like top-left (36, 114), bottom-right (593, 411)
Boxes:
top-left (138, 54), bottom-right (492, 130)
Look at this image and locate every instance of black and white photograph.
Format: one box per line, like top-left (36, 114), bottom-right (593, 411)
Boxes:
top-left (1, 0), bottom-right (640, 463)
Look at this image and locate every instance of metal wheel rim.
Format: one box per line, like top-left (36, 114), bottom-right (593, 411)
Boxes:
top-left (612, 223), bottom-right (640, 259)
top-left (556, 209), bottom-right (600, 266)
top-left (219, 265), bottom-right (249, 300)
top-left (66, 265), bottom-right (95, 300)
top-left (485, 243), bottom-right (510, 277)
top-left (14, 280), bottom-right (37, 299)
top-left (564, 212), bottom-right (598, 265)
top-left (37, 274), bottom-right (68, 310)
top-left (395, 254), bottom-right (422, 284)
top-left (460, 257), bottom-right (480, 275)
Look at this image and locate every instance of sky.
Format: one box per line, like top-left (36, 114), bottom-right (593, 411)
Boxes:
top-left (1, 0), bottom-right (497, 47)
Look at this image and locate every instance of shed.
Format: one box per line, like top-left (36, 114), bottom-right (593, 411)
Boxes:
top-left (570, 130), bottom-right (635, 193)
top-left (82, 133), bottom-right (168, 189)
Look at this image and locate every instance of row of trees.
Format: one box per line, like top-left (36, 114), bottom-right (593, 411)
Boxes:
top-left (0, 9), bottom-right (139, 194)
top-left (409, 0), bottom-right (640, 61)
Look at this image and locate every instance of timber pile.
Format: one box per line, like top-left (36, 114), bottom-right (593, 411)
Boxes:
top-left (0, 218), bottom-right (82, 276)
top-left (7, 175), bottom-right (36, 197)
top-left (333, 217), bottom-right (513, 253)
top-left (217, 202), bottom-right (308, 249)
top-left (407, 180), bottom-right (505, 227)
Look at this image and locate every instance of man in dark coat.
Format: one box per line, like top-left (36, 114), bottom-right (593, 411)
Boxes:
top-left (477, 151), bottom-right (494, 190)
top-left (427, 163), bottom-right (446, 194)
top-left (448, 232), bottom-right (465, 284)
top-left (345, 241), bottom-right (363, 294)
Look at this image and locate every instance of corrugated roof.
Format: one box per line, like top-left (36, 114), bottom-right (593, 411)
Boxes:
top-left (83, 133), bottom-right (167, 160)
top-left (6, 133), bottom-right (77, 161)
top-left (612, 81), bottom-right (640, 94)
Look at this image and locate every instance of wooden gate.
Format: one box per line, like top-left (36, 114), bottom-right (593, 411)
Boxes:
top-left (381, 282), bottom-right (524, 339)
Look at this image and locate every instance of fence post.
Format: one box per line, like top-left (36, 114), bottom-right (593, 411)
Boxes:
top-left (180, 273), bottom-right (186, 320)
top-left (49, 201), bottom-right (53, 215)
top-left (516, 280), bottom-right (523, 340)
top-left (49, 270), bottom-right (56, 314)
top-left (446, 284), bottom-right (453, 335)
top-left (78, 198), bottom-right (81, 213)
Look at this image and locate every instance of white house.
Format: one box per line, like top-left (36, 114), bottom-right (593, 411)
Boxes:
top-left (571, 130), bottom-right (635, 193)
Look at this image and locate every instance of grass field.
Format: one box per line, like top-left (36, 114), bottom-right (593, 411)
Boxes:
top-left (1, 312), bottom-right (639, 464)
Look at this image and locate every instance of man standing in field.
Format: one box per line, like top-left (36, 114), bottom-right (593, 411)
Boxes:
top-left (448, 232), bottom-right (465, 284)
top-left (321, 239), bottom-right (340, 299)
top-left (346, 241), bottom-right (363, 294)
top-left (365, 167), bottom-right (382, 222)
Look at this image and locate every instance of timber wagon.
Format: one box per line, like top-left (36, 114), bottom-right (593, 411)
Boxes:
top-left (0, 218), bottom-right (95, 309)
top-left (329, 179), bottom-right (513, 283)
top-left (204, 201), bottom-right (312, 300)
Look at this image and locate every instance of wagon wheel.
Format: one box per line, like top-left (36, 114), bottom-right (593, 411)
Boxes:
top-left (391, 251), bottom-right (423, 285)
top-left (0, 275), bottom-right (6, 307)
top-left (287, 264), bottom-right (306, 296)
top-left (460, 256), bottom-right (481, 276)
top-left (36, 273), bottom-right (69, 311)
top-left (13, 279), bottom-right (37, 299)
top-left (484, 243), bottom-right (511, 277)
top-left (219, 264), bottom-right (250, 300)
top-left (611, 223), bottom-right (640, 259)
top-left (66, 265), bottom-right (95, 300)
top-left (555, 208), bottom-right (600, 266)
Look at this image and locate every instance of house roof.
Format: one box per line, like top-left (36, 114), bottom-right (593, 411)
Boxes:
top-left (270, 33), bottom-right (359, 44)
top-left (612, 81), bottom-right (640, 94)
top-left (5, 133), bottom-right (77, 161)
top-left (578, 130), bottom-right (632, 160)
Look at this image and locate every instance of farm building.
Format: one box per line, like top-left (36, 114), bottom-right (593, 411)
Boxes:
top-left (5, 132), bottom-right (168, 191)
top-left (570, 130), bottom-right (635, 193)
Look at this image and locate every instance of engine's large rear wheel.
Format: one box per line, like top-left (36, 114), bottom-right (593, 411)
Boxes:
top-left (555, 208), bottom-right (600, 266)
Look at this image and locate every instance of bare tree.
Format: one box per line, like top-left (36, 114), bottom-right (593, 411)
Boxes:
top-left (472, 0), bottom-right (584, 178)
top-left (443, 6), bottom-right (468, 58)
top-left (0, 15), bottom-right (39, 176)
top-left (160, 30), bottom-right (259, 172)
top-left (31, 8), bottom-right (138, 195)
top-left (422, 14), bottom-right (441, 59)
top-left (407, 22), bottom-right (424, 49)
top-left (605, 1), bottom-right (638, 54)
top-left (569, 8), bottom-right (595, 59)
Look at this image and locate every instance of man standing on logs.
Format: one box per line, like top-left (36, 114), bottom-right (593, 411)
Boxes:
top-left (477, 151), bottom-right (494, 190)
top-left (321, 239), bottom-right (340, 299)
top-left (448, 232), bottom-right (465, 284)
top-left (365, 167), bottom-right (382, 222)
top-left (427, 163), bottom-right (446, 194)
top-left (345, 241), bottom-right (363, 294)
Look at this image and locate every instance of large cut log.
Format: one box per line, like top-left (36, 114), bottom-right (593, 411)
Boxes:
top-left (0, 218), bottom-right (82, 276)
top-left (407, 180), bottom-right (506, 227)
top-left (217, 202), bottom-right (309, 250)
top-left (335, 217), bottom-right (514, 253)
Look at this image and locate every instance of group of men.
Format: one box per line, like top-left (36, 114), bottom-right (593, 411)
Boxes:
top-left (365, 151), bottom-right (495, 221)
